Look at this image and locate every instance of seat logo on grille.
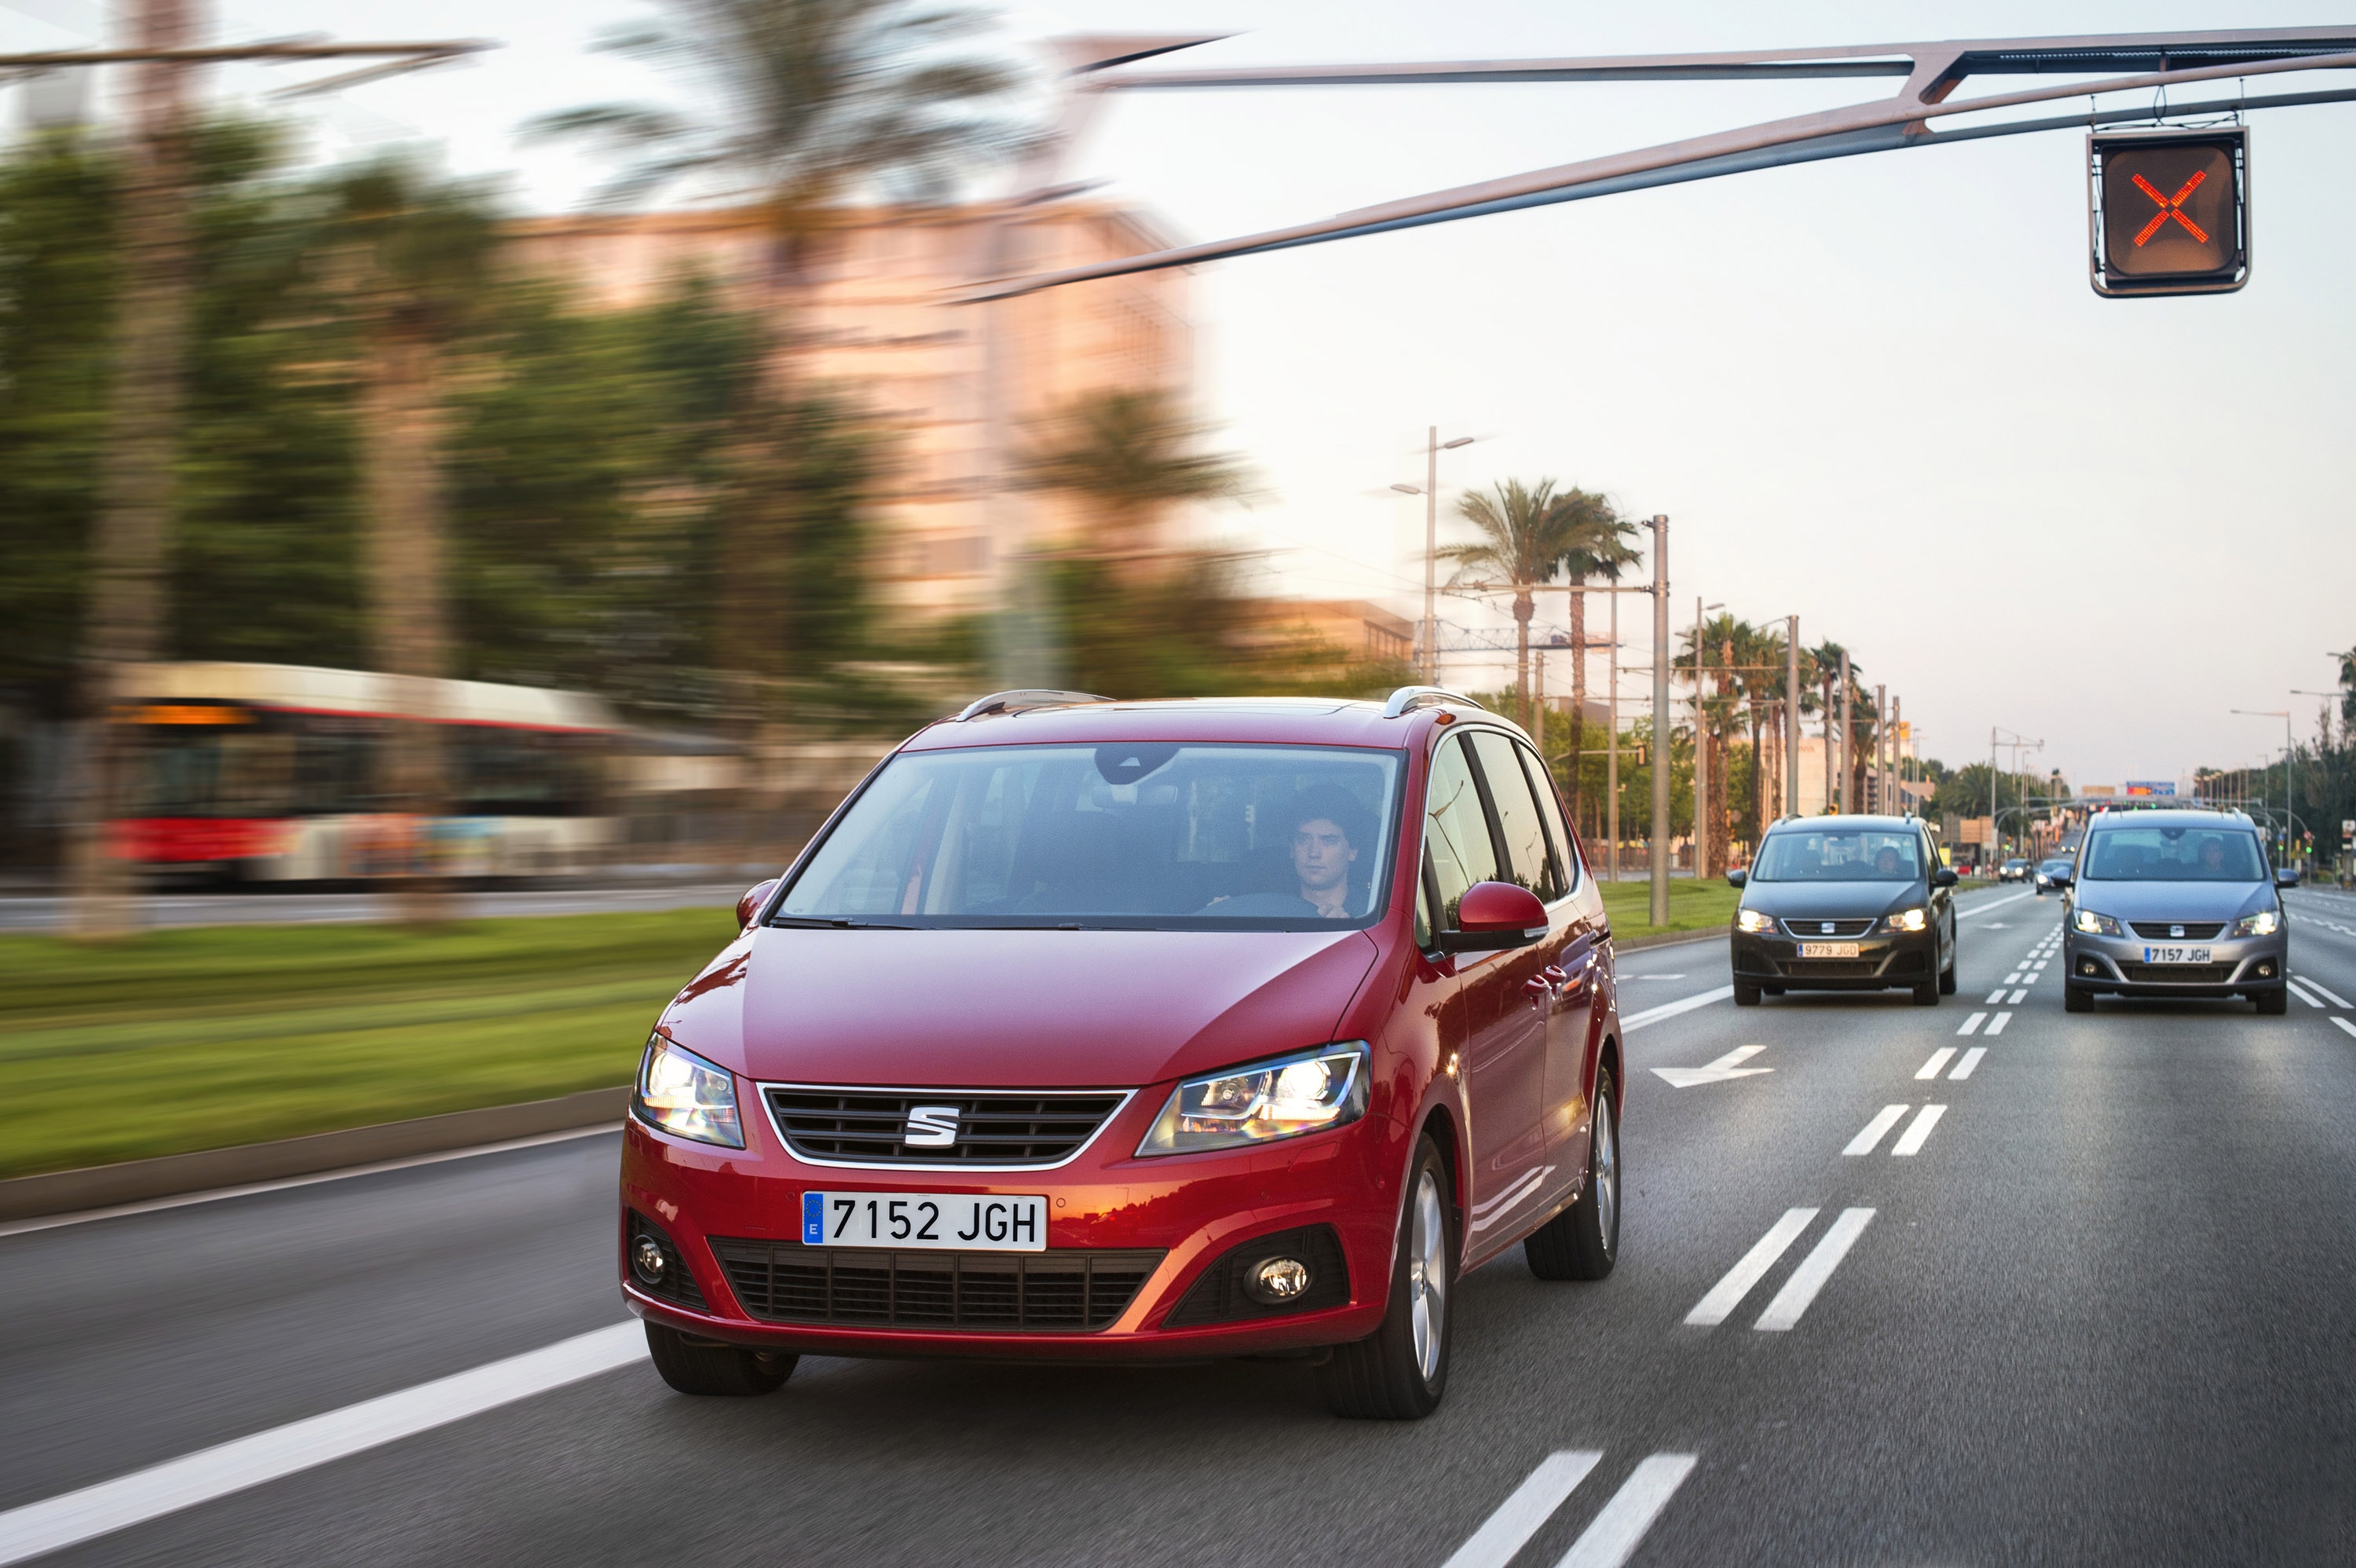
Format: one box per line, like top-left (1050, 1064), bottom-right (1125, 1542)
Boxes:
top-left (903, 1106), bottom-right (960, 1147)
top-left (2169, 924), bottom-right (2185, 938)
top-left (1821, 922), bottom-right (1837, 934)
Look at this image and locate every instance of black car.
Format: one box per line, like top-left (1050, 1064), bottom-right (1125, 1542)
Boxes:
top-left (2032, 857), bottom-right (2075, 893)
top-left (1727, 816), bottom-right (1959, 1007)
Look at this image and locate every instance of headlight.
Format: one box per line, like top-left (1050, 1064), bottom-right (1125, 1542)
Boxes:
top-left (2233, 909), bottom-right (2281, 937)
top-left (1136, 1043), bottom-right (1369, 1157)
top-left (632, 1034), bottom-right (744, 1148)
top-left (1886, 907), bottom-right (1929, 933)
top-left (1736, 908), bottom-right (1774, 934)
top-left (2072, 908), bottom-right (2120, 936)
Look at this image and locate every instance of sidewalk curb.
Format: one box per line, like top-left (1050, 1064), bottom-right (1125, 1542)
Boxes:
top-left (1614, 926), bottom-right (1725, 952)
top-left (0, 1086), bottom-right (629, 1224)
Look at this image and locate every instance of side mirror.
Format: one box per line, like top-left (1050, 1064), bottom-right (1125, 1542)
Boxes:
top-left (1725, 868), bottom-right (1748, 889)
top-left (1437, 880), bottom-right (1548, 953)
top-left (736, 878), bottom-right (781, 931)
top-left (2276, 867), bottom-right (2301, 888)
top-left (1932, 867), bottom-right (1959, 889)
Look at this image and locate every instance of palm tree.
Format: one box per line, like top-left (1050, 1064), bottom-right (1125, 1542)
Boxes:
top-left (1809, 640), bottom-right (1852, 813)
top-left (1017, 389), bottom-right (1255, 560)
top-left (1557, 496), bottom-right (1643, 831)
top-left (1439, 479), bottom-right (1591, 726)
top-left (1680, 612), bottom-right (1751, 877)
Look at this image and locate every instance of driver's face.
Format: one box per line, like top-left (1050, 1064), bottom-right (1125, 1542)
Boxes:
top-left (2201, 842), bottom-right (2224, 868)
top-left (1293, 819), bottom-right (1355, 892)
top-left (1875, 848), bottom-right (1900, 873)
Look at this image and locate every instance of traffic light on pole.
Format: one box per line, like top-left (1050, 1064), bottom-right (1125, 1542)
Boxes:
top-left (2087, 127), bottom-right (2248, 297)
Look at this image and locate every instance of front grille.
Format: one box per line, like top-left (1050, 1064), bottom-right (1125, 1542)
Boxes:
top-left (1780, 917), bottom-right (1877, 938)
top-left (2117, 963), bottom-right (2236, 984)
top-left (708, 1238), bottom-right (1162, 1332)
top-left (1780, 959), bottom-right (1881, 978)
top-left (1166, 1225), bottom-right (1351, 1326)
top-left (763, 1087), bottom-right (1128, 1167)
top-left (2129, 921), bottom-right (2226, 940)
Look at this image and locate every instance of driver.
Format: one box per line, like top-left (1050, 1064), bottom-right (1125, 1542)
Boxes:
top-left (1289, 786), bottom-right (1370, 918)
top-left (1874, 845), bottom-right (1904, 877)
top-left (2197, 838), bottom-right (2227, 874)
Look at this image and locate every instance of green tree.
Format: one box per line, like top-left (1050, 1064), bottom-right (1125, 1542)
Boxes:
top-left (1017, 388), bottom-right (1256, 557)
top-left (1555, 495), bottom-right (1643, 832)
top-left (1439, 479), bottom-right (1593, 726)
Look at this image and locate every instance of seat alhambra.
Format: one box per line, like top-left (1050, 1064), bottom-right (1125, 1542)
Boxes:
top-left (2056, 807), bottom-right (2293, 1014)
top-left (619, 688), bottom-right (1625, 1419)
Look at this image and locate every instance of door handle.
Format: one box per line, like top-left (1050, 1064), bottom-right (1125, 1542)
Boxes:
top-left (1524, 974), bottom-right (1556, 1003)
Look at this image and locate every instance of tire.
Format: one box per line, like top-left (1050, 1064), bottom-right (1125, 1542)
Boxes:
top-left (1938, 956), bottom-right (1958, 995)
top-left (644, 1322), bottom-right (797, 1397)
top-left (1733, 981), bottom-right (1762, 1007)
top-left (1321, 1135), bottom-right (1455, 1420)
top-left (1524, 1066), bottom-right (1619, 1282)
top-left (2255, 988), bottom-right (2288, 1016)
top-left (2064, 984), bottom-right (2092, 1014)
top-left (1912, 978), bottom-right (1940, 1007)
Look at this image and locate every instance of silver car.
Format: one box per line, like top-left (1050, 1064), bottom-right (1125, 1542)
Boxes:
top-left (2057, 808), bottom-right (2294, 1014)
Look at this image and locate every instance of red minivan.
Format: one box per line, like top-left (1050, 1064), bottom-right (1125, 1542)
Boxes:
top-left (620, 688), bottom-right (1623, 1418)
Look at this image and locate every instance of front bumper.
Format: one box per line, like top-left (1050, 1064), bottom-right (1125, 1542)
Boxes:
top-left (2062, 930), bottom-right (2285, 996)
top-left (1730, 925), bottom-right (1937, 990)
top-left (616, 1100), bottom-right (1403, 1361)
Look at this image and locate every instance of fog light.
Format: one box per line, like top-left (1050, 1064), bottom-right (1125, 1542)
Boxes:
top-left (631, 1234), bottom-right (669, 1286)
top-left (1246, 1255), bottom-right (1311, 1304)
top-left (2255, 961), bottom-right (2276, 978)
top-left (2079, 958), bottom-right (2100, 977)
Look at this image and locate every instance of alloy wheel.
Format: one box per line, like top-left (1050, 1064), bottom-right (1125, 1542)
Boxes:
top-left (1592, 1095), bottom-right (1618, 1249)
top-left (1407, 1169), bottom-right (1448, 1382)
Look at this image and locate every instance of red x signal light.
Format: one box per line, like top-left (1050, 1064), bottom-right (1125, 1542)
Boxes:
top-left (2088, 128), bottom-right (2248, 297)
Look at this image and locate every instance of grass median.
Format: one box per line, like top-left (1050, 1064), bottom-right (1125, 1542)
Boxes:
top-left (1597, 876), bottom-right (1740, 941)
top-left (0, 908), bottom-right (735, 1181)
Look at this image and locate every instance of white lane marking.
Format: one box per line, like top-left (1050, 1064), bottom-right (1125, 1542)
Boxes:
top-left (1890, 1103), bottom-right (1947, 1157)
top-left (1985, 1012), bottom-right (2013, 1036)
top-left (2334, 1018), bottom-right (2356, 1040)
top-left (1440, 1450), bottom-right (1604, 1568)
top-left (2030, 959), bottom-right (2048, 970)
top-left (1985, 988), bottom-right (2009, 1004)
top-left (1622, 985), bottom-right (1736, 1032)
top-left (0, 1322), bottom-right (643, 1566)
top-left (2295, 976), bottom-right (2351, 1007)
top-left (1754, 1208), bottom-right (1875, 1331)
top-left (2003, 971), bottom-right (2024, 985)
top-left (1956, 1012), bottom-right (1986, 1036)
top-left (1685, 1208), bottom-right (1819, 1327)
top-left (1626, 974), bottom-right (1688, 981)
top-left (2283, 978), bottom-right (2326, 1009)
top-left (1915, 1047), bottom-right (1956, 1080)
top-left (2021, 970), bottom-right (2040, 983)
top-left (0, 1124), bottom-right (623, 1241)
top-left (1652, 1044), bottom-right (1773, 1089)
top-left (1970, 891), bottom-right (2037, 917)
top-left (2008, 989), bottom-right (2028, 1005)
top-left (1555, 1454), bottom-right (1700, 1568)
top-left (1843, 1105), bottom-right (1910, 1157)
top-left (1951, 1047), bottom-right (1987, 1080)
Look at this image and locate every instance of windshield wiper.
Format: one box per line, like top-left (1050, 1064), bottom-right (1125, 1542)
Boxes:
top-left (765, 916), bottom-right (916, 930)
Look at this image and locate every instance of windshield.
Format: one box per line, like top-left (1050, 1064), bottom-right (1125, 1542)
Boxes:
top-left (1753, 828), bottom-right (1923, 883)
top-left (2082, 826), bottom-right (2266, 882)
top-left (776, 743), bottom-right (1403, 928)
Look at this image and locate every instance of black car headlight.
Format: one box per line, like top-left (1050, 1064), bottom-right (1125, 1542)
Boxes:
top-left (1886, 908), bottom-right (1929, 934)
top-left (632, 1034), bottom-right (744, 1149)
top-left (1136, 1043), bottom-right (1370, 1157)
top-left (1736, 908), bottom-right (1773, 934)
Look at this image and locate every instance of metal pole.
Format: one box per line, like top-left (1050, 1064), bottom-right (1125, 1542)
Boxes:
top-left (1607, 589), bottom-right (1620, 882)
top-left (1873, 684), bottom-right (1887, 813)
top-left (2286, 712), bottom-right (2296, 865)
top-left (1838, 653), bottom-right (1852, 813)
top-left (1990, 726), bottom-right (1999, 868)
top-left (1424, 427), bottom-right (1439, 685)
top-left (1692, 595), bottom-right (1707, 873)
top-left (1650, 517), bottom-right (1670, 927)
top-left (1891, 696), bottom-right (1904, 814)
top-left (1785, 614), bottom-right (1800, 822)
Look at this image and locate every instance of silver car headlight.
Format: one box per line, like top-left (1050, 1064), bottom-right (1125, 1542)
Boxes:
top-left (633, 1034), bottom-right (744, 1148)
top-left (1136, 1042), bottom-right (1370, 1157)
top-left (1886, 907), bottom-right (1929, 933)
top-left (2233, 909), bottom-right (2281, 937)
top-left (1736, 908), bottom-right (1774, 934)
top-left (2072, 907), bottom-right (2121, 936)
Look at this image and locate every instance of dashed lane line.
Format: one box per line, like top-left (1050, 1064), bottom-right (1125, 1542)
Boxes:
top-left (1754, 1208), bottom-right (1876, 1331)
top-left (1622, 985), bottom-right (1736, 1033)
top-left (2285, 978), bottom-right (2328, 1009)
top-left (1685, 1208), bottom-right (1818, 1327)
top-left (1440, 1451), bottom-right (1603, 1568)
top-left (1557, 1455), bottom-right (1701, 1568)
top-left (2334, 1018), bottom-right (2356, 1040)
top-left (1951, 1047), bottom-right (1986, 1080)
top-left (1440, 1451), bottom-right (1697, 1568)
top-left (1985, 988), bottom-right (2009, 1004)
top-left (1957, 1012), bottom-right (1987, 1036)
top-left (1915, 1047), bottom-right (1956, 1080)
top-left (0, 1322), bottom-right (645, 1566)
top-left (1890, 1104), bottom-right (1947, 1157)
top-left (2295, 975), bottom-right (2351, 1008)
top-left (1844, 1106), bottom-right (1910, 1156)
top-left (2008, 989), bottom-right (2028, 1005)
top-left (1985, 1011), bottom-right (2013, 1036)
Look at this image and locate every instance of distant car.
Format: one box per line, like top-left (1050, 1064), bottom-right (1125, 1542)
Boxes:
top-left (1999, 857), bottom-right (2032, 883)
top-left (1727, 816), bottom-right (1959, 1007)
top-left (2058, 808), bottom-right (2292, 1014)
top-left (2032, 857), bottom-right (2075, 893)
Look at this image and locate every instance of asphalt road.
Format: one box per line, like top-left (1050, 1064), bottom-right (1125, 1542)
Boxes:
top-left (8, 883), bottom-right (2356, 1565)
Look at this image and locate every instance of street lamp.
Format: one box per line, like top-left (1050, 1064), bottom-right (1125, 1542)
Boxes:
top-left (2232, 707), bottom-right (2296, 864)
top-left (1392, 429), bottom-right (1476, 685)
top-left (1691, 600), bottom-right (1723, 877)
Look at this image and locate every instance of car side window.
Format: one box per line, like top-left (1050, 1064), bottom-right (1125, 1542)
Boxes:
top-left (1423, 734), bottom-right (1500, 927)
top-left (1414, 868), bottom-right (1434, 949)
top-left (1469, 729), bottom-right (1564, 901)
top-left (1514, 740), bottom-right (1581, 897)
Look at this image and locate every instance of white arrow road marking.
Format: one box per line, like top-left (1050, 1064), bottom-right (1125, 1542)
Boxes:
top-left (1440, 1450), bottom-right (1603, 1568)
top-left (1844, 1105), bottom-right (1910, 1156)
top-left (1556, 1455), bottom-right (1700, 1568)
top-left (1622, 985), bottom-right (1736, 1032)
top-left (1915, 1047), bottom-right (1956, 1080)
top-left (1651, 1044), bottom-right (1773, 1088)
top-left (2333, 1017), bottom-right (2356, 1040)
top-left (1754, 1208), bottom-right (1875, 1330)
top-left (1951, 1046), bottom-right (1987, 1080)
top-left (1985, 1011), bottom-right (2012, 1036)
top-left (0, 1322), bottom-right (645, 1567)
top-left (2295, 975), bottom-right (2351, 1007)
top-left (1956, 1011), bottom-right (1987, 1036)
top-left (2285, 978), bottom-right (2327, 1008)
top-left (1685, 1208), bottom-right (1818, 1326)
top-left (1890, 1103), bottom-right (1947, 1156)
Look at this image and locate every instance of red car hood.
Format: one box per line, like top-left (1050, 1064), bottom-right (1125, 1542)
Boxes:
top-left (660, 926), bottom-right (1383, 1090)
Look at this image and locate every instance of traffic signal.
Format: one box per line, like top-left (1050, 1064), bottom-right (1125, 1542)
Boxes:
top-left (2087, 127), bottom-right (2248, 297)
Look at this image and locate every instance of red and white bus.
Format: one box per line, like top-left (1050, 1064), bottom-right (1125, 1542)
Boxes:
top-left (114, 662), bottom-right (625, 882)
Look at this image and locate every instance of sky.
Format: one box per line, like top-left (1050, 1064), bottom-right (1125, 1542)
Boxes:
top-left (6, 1), bottom-right (2352, 791)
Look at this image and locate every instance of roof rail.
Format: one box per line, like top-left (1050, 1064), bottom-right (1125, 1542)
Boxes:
top-left (1381, 686), bottom-right (1489, 720)
top-left (953, 689), bottom-right (1113, 722)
